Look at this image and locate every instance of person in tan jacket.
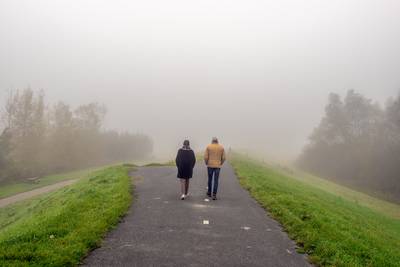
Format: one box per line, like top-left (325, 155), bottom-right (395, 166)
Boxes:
top-left (204, 137), bottom-right (226, 200)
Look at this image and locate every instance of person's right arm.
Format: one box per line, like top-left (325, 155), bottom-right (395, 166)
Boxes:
top-left (204, 146), bottom-right (209, 165)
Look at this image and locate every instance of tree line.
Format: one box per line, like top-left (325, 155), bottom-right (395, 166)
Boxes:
top-left (0, 89), bottom-right (153, 183)
top-left (298, 89), bottom-right (400, 202)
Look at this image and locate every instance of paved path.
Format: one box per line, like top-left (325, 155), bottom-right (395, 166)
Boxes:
top-left (0, 179), bottom-right (78, 208)
top-left (83, 164), bottom-right (310, 267)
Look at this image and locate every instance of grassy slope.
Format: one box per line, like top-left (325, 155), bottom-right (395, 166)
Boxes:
top-left (0, 165), bottom-right (133, 266)
top-left (276, 166), bottom-right (400, 220)
top-left (0, 167), bottom-right (102, 199)
top-left (231, 154), bottom-right (400, 267)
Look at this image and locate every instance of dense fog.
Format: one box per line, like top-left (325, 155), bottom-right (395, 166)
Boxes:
top-left (298, 90), bottom-right (400, 202)
top-left (1, 0), bottom-right (399, 162)
top-left (0, 89), bottom-right (153, 183)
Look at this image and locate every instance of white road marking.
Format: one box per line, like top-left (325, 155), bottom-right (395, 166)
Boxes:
top-left (286, 249), bottom-right (292, 254)
top-left (163, 201), bottom-right (169, 204)
top-left (266, 228), bottom-right (272, 232)
top-left (241, 226), bottom-right (251, 230)
top-left (203, 220), bottom-right (210, 225)
top-left (119, 244), bottom-right (133, 249)
top-left (204, 198), bottom-right (210, 202)
top-left (153, 197), bottom-right (161, 200)
top-left (192, 204), bottom-right (207, 208)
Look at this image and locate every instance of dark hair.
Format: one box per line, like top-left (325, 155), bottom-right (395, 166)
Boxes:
top-left (183, 140), bottom-right (190, 147)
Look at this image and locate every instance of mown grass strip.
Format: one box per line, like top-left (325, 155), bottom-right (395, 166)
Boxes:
top-left (0, 167), bottom-right (103, 200)
top-left (270, 164), bottom-right (400, 220)
top-left (0, 165), bottom-right (133, 266)
top-left (230, 154), bottom-right (400, 267)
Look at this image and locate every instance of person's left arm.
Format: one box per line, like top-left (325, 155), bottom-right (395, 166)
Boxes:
top-left (191, 150), bottom-right (196, 168)
top-left (176, 150), bottom-right (181, 168)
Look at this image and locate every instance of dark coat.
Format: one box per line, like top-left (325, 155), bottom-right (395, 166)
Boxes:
top-left (175, 148), bottom-right (196, 179)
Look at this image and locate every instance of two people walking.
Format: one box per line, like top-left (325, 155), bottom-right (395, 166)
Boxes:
top-left (175, 137), bottom-right (226, 200)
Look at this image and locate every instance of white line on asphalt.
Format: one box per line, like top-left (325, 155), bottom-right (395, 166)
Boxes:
top-left (193, 204), bottom-right (207, 208)
top-left (203, 220), bottom-right (209, 225)
top-left (119, 244), bottom-right (134, 249)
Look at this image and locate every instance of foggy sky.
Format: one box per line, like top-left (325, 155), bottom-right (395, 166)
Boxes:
top-left (1, 0), bottom-right (400, 160)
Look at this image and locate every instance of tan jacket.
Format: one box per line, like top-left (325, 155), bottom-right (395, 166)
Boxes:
top-left (204, 143), bottom-right (226, 168)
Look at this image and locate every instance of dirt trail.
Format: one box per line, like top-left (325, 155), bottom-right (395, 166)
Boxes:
top-left (0, 179), bottom-right (77, 208)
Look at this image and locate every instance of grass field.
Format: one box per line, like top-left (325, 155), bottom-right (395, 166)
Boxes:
top-left (0, 167), bottom-right (103, 199)
top-left (0, 165), bottom-right (133, 266)
top-left (230, 154), bottom-right (400, 267)
top-left (274, 164), bottom-right (400, 220)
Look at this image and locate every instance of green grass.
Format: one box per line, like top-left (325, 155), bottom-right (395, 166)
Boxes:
top-left (274, 165), bottom-right (400, 220)
top-left (0, 167), bottom-right (102, 199)
top-left (0, 165), bottom-right (134, 266)
top-left (230, 154), bottom-right (400, 267)
top-left (196, 153), bottom-right (204, 162)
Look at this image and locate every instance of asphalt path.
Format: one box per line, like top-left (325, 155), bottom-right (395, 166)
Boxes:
top-left (83, 163), bottom-right (310, 267)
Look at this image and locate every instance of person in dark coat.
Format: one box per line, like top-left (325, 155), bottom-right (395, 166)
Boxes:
top-left (175, 140), bottom-right (196, 200)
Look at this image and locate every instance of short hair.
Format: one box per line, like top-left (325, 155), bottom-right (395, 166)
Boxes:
top-left (183, 140), bottom-right (190, 146)
top-left (212, 137), bottom-right (218, 143)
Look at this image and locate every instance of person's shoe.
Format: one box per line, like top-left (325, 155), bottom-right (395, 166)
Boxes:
top-left (181, 194), bottom-right (185, 200)
top-left (212, 195), bottom-right (217, 200)
top-left (206, 192), bottom-right (211, 197)
top-left (185, 193), bottom-right (189, 198)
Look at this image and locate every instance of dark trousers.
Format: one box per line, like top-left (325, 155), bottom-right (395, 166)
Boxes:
top-left (207, 167), bottom-right (221, 195)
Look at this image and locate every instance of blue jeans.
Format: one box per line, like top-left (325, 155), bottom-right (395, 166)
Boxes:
top-left (207, 167), bottom-right (221, 195)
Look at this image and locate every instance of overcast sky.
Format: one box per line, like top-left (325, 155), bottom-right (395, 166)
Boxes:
top-left (1, 0), bottom-right (399, 160)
